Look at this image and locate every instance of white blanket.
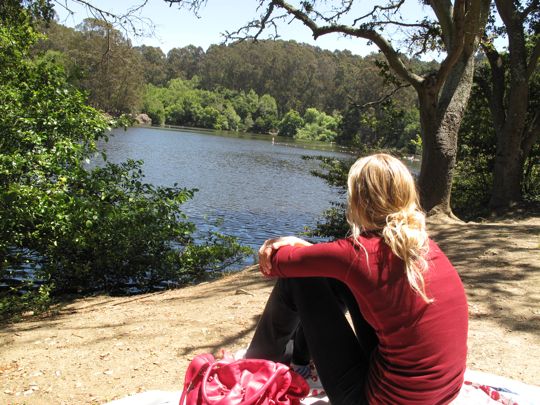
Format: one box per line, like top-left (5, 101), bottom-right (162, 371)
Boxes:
top-left (104, 369), bottom-right (540, 405)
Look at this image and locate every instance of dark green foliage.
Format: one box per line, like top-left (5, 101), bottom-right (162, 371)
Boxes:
top-left (515, 55), bottom-right (540, 202)
top-left (0, 14), bottom-right (250, 320)
top-left (278, 110), bottom-right (304, 137)
top-left (303, 156), bottom-right (355, 239)
top-left (36, 19), bottom-right (144, 115)
top-left (135, 45), bottom-right (168, 86)
top-left (523, 144), bottom-right (540, 201)
top-left (147, 40), bottom-right (418, 121)
top-left (310, 202), bottom-right (350, 240)
top-left (198, 41), bottom-right (417, 117)
top-left (336, 105), bottom-right (362, 145)
top-left (252, 94), bottom-right (279, 133)
top-left (1, 0), bottom-right (54, 23)
top-left (178, 231), bottom-right (252, 283)
top-left (36, 23), bottom-right (424, 140)
top-left (338, 100), bottom-right (420, 152)
top-left (167, 45), bottom-right (205, 81)
top-left (453, 59), bottom-right (540, 219)
top-left (451, 71), bottom-right (496, 219)
top-left (32, 160), bottom-right (197, 293)
top-left (0, 285), bottom-right (52, 321)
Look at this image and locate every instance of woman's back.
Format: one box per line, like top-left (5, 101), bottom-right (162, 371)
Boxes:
top-left (350, 236), bottom-right (468, 403)
top-left (254, 154), bottom-right (468, 404)
top-left (271, 235), bottom-right (468, 403)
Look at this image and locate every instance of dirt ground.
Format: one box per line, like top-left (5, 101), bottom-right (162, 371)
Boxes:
top-left (1, 215), bottom-right (539, 404)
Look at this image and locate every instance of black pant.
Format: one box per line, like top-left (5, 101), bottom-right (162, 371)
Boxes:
top-left (246, 277), bottom-right (377, 405)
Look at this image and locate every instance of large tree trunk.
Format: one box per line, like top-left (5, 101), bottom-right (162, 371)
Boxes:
top-left (488, 1), bottom-right (533, 210)
top-left (418, 53), bottom-right (476, 216)
top-left (489, 127), bottom-right (527, 209)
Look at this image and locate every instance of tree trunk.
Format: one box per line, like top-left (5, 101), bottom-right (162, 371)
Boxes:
top-left (489, 127), bottom-right (527, 209)
top-left (418, 53), bottom-right (476, 216)
top-left (488, 3), bottom-right (531, 210)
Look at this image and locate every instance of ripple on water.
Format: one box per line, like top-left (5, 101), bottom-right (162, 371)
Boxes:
top-left (96, 127), bottom-right (350, 263)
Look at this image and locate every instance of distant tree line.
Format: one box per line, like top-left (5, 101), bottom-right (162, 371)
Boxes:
top-left (32, 1), bottom-right (540, 217)
top-left (36, 18), bottom-right (424, 148)
top-left (164, 0), bottom-right (539, 218)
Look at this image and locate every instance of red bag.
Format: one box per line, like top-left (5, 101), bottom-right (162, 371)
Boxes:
top-left (179, 353), bottom-right (309, 405)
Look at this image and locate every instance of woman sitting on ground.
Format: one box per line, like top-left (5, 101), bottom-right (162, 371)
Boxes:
top-left (245, 153), bottom-right (468, 404)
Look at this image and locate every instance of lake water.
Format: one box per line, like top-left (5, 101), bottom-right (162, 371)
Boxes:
top-left (97, 127), bottom-right (351, 262)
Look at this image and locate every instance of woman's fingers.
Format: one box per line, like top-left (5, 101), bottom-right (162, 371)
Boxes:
top-left (271, 236), bottom-right (312, 250)
top-left (258, 239), bottom-right (277, 275)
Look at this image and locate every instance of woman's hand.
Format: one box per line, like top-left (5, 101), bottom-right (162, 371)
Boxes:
top-left (258, 236), bottom-right (312, 276)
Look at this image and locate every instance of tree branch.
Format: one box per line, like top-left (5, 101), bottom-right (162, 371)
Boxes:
top-left (350, 83), bottom-right (411, 110)
top-left (363, 20), bottom-right (432, 29)
top-left (53, 0), bottom-right (154, 37)
top-left (268, 0), bottom-right (423, 88)
top-left (494, 0), bottom-right (521, 30)
top-left (431, 0), bottom-right (466, 89)
top-left (326, 0), bottom-right (354, 22)
top-left (224, 10), bottom-right (287, 42)
top-left (521, 0), bottom-right (540, 19)
top-left (352, 0), bottom-right (405, 26)
top-left (254, 2), bottom-right (276, 39)
top-left (305, 0), bottom-right (355, 23)
top-left (526, 34), bottom-right (540, 80)
top-left (163, 0), bottom-right (208, 17)
top-left (428, 0), bottom-right (454, 48)
top-left (434, 0), bottom-right (490, 90)
top-left (481, 40), bottom-right (507, 132)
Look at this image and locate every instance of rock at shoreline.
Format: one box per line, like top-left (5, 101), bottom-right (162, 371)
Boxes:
top-left (134, 113), bottom-right (152, 125)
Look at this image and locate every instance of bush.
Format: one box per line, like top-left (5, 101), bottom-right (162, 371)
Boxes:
top-left (303, 156), bottom-right (355, 239)
top-left (278, 109), bottom-right (304, 137)
top-left (0, 13), bottom-right (251, 320)
top-left (142, 85), bottom-right (166, 125)
top-left (295, 108), bottom-right (340, 142)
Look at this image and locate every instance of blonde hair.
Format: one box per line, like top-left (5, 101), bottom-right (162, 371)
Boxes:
top-left (346, 153), bottom-right (432, 303)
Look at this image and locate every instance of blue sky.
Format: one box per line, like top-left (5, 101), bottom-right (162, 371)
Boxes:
top-left (54, 0), bottom-right (435, 57)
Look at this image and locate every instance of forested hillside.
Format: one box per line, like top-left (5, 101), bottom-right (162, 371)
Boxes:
top-left (36, 19), bottom-right (428, 148)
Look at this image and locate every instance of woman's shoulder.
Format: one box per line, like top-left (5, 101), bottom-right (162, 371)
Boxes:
top-left (348, 233), bottom-right (385, 250)
top-left (427, 238), bottom-right (446, 257)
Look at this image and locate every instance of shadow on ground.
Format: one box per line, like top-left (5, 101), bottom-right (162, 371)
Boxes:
top-left (429, 220), bottom-right (540, 336)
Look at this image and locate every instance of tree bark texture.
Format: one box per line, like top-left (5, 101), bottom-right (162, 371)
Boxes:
top-left (488, 0), bottom-right (539, 209)
top-left (418, 53), bottom-right (476, 215)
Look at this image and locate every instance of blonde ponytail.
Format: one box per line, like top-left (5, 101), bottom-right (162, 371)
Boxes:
top-left (347, 153), bottom-right (432, 303)
top-left (382, 207), bottom-right (432, 303)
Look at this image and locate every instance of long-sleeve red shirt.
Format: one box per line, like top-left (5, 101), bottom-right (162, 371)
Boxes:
top-left (270, 235), bottom-right (468, 404)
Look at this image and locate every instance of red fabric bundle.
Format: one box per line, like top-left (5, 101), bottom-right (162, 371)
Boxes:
top-left (180, 353), bottom-right (309, 405)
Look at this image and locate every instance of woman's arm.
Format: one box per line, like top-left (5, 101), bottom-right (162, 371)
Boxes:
top-left (258, 236), bottom-right (312, 276)
top-left (260, 238), bottom-right (354, 281)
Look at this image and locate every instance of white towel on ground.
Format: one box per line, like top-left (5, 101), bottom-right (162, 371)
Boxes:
top-left (103, 369), bottom-right (540, 405)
